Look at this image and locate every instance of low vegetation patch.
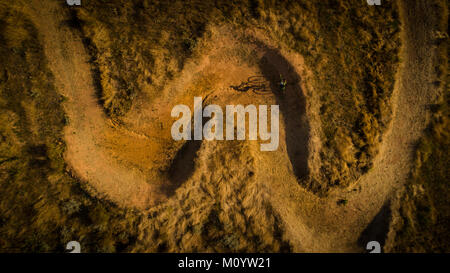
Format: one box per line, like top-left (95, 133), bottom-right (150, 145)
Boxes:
top-left (0, 6), bottom-right (140, 252)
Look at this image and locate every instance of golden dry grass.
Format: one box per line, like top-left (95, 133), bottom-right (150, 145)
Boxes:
top-left (0, 0), bottom-right (447, 253)
top-left (0, 3), bottom-right (141, 252)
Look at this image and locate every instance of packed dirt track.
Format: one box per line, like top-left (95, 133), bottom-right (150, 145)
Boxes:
top-left (18, 0), bottom-right (444, 252)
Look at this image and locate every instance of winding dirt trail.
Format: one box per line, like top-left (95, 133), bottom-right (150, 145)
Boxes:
top-left (20, 0), bottom-right (442, 251)
top-left (261, 0), bottom-right (443, 252)
top-left (22, 0), bottom-right (161, 209)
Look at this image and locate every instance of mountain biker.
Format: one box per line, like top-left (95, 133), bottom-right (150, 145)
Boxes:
top-left (279, 74), bottom-right (287, 94)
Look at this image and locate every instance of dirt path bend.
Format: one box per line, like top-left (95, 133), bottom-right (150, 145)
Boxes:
top-left (21, 0), bottom-right (160, 209)
top-left (262, 0), bottom-right (443, 252)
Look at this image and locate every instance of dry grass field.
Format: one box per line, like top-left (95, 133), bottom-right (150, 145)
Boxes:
top-left (0, 0), bottom-right (447, 252)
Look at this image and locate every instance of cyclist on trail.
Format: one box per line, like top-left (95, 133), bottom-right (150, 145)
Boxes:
top-left (279, 74), bottom-right (287, 94)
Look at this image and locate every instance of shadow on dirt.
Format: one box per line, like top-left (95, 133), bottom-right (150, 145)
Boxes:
top-left (357, 201), bottom-right (392, 252)
top-left (163, 140), bottom-right (202, 196)
top-left (257, 45), bottom-right (310, 182)
top-left (164, 110), bottom-right (212, 196)
top-left (230, 76), bottom-right (272, 95)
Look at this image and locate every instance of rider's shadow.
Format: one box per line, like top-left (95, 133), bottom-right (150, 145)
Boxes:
top-left (230, 83), bottom-right (252, 92)
top-left (230, 76), bottom-right (271, 94)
